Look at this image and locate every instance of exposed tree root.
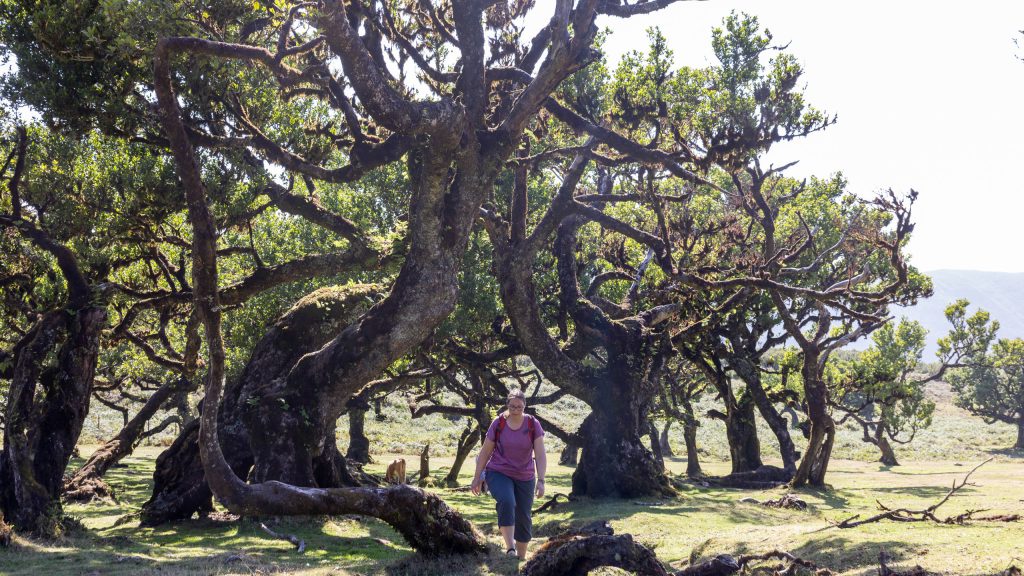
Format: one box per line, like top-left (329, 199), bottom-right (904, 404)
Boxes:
top-left (834, 459), bottom-right (1009, 528)
top-left (259, 522), bottom-right (306, 553)
top-left (521, 521), bottom-right (668, 576)
top-left (736, 550), bottom-right (834, 575)
top-left (62, 474), bottom-right (116, 503)
top-left (523, 521), bottom-right (984, 576)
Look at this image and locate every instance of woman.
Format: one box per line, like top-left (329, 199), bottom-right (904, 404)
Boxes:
top-left (471, 389), bottom-right (547, 559)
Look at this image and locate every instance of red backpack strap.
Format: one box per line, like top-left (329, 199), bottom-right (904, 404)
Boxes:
top-left (527, 414), bottom-right (536, 443)
top-left (494, 414), bottom-right (508, 453)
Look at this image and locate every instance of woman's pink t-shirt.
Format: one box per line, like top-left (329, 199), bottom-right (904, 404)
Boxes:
top-left (484, 415), bottom-right (544, 481)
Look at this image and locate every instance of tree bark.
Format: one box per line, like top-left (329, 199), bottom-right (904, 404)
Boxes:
top-left (659, 420), bottom-right (674, 458)
top-left (875, 424), bottom-right (899, 466)
top-left (571, 367), bottom-right (672, 498)
top-left (647, 420), bottom-right (664, 468)
top-left (522, 522), bottom-right (669, 576)
top-left (559, 442), bottom-right (579, 466)
top-left (443, 424), bottom-right (479, 487)
top-left (0, 305), bottom-right (105, 536)
top-left (723, 390), bottom-right (762, 474)
top-left (141, 286), bottom-right (375, 525)
top-left (345, 408), bottom-right (371, 465)
top-left (791, 355), bottom-right (835, 487)
top-left (1016, 418), bottom-right (1024, 451)
top-left (681, 399), bottom-right (702, 478)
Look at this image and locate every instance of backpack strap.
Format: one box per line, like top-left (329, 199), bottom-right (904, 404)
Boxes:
top-left (494, 413), bottom-right (508, 455)
top-left (494, 413), bottom-right (538, 453)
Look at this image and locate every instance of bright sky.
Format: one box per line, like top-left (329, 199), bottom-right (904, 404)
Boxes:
top-left (593, 1), bottom-right (1024, 273)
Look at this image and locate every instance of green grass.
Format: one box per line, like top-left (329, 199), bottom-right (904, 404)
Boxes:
top-left (2, 449), bottom-right (1022, 575)
top-left (2, 381), bottom-right (1022, 575)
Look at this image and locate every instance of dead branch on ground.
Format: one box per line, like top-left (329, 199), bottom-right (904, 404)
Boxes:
top-left (834, 459), bottom-right (1017, 528)
top-left (259, 522), bottom-right (306, 553)
top-left (533, 493), bottom-right (573, 514)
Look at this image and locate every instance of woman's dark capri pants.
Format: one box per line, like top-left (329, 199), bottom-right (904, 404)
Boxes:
top-left (485, 470), bottom-right (535, 542)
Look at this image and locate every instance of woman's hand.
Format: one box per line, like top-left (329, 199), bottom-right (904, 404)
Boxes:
top-left (471, 475), bottom-right (484, 496)
top-left (535, 478), bottom-right (545, 498)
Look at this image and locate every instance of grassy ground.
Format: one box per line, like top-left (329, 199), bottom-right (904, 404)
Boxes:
top-left (2, 381), bottom-right (1022, 576)
top-left (1, 449), bottom-right (1022, 575)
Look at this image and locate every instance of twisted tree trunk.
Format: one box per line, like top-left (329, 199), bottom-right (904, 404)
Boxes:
top-left (443, 424), bottom-right (480, 487)
top-left (0, 305), bottom-right (105, 536)
top-left (141, 286), bottom-right (376, 525)
top-left (647, 420), bottom-right (665, 468)
top-left (792, 352), bottom-right (834, 488)
top-left (716, 389), bottom-right (762, 474)
top-left (681, 398), bottom-right (702, 478)
top-left (571, 364), bottom-right (672, 498)
top-left (876, 429), bottom-right (899, 467)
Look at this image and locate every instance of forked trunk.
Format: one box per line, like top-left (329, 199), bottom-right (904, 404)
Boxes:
top-left (792, 413), bottom-right (835, 487)
top-left (0, 306), bottom-right (105, 536)
top-left (875, 424), bottom-right (899, 466)
top-left (791, 355), bottom-right (834, 488)
top-left (733, 360), bottom-right (798, 470)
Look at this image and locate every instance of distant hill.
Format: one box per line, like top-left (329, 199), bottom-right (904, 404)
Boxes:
top-left (894, 270), bottom-right (1024, 357)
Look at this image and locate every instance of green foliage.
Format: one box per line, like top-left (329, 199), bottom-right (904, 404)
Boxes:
top-left (943, 300), bottom-right (1024, 441)
top-left (827, 320), bottom-right (936, 444)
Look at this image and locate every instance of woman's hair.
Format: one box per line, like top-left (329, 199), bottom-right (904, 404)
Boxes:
top-left (507, 388), bottom-right (526, 404)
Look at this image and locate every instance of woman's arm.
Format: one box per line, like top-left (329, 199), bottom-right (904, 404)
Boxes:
top-left (533, 436), bottom-right (547, 498)
top-left (470, 438), bottom-right (496, 495)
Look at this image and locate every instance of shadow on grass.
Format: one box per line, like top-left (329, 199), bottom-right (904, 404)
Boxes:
top-left (4, 514), bottom-right (416, 576)
top-left (383, 544), bottom-right (522, 576)
top-left (865, 484), bottom-right (974, 499)
top-left (986, 447), bottom-right (1024, 459)
top-left (788, 537), bottom-right (922, 572)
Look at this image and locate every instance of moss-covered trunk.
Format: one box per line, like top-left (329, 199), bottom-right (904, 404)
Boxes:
top-left (141, 286), bottom-right (375, 525)
top-left (0, 306), bottom-right (105, 536)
